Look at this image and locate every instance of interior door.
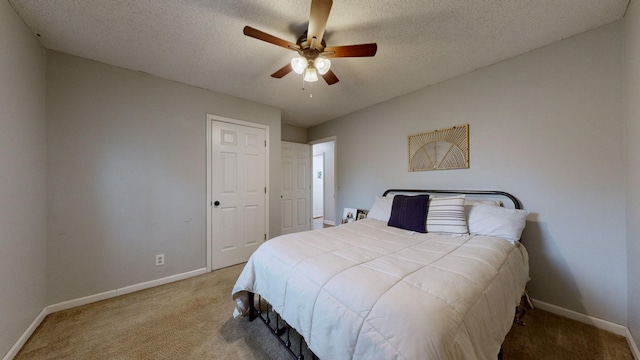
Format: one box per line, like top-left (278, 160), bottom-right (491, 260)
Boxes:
top-left (312, 154), bottom-right (324, 218)
top-left (211, 120), bottom-right (266, 270)
top-left (281, 142), bottom-right (311, 234)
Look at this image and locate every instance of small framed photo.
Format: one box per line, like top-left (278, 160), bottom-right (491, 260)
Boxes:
top-left (356, 209), bottom-right (369, 220)
top-left (343, 208), bottom-right (357, 221)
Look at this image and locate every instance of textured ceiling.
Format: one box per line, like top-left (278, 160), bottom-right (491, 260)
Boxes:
top-left (8, 0), bottom-right (629, 128)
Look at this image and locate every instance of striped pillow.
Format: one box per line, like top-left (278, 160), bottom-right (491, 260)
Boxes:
top-left (426, 195), bottom-right (468, 235)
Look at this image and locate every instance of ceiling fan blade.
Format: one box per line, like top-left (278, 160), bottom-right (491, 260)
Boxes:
top-left (243, 26), bottom-right (299, 51)
top-left (323, 43), bottom-right (377, 58)
top-left (321, 69), bottom-right (339, 85)
top-left (307, 0), bottom-right (332, 49)
top-left (271, 63), bottom-right (293, 78)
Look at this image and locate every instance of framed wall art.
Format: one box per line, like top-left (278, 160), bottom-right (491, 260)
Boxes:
top-left (408, 124), bottom-right (469, 171)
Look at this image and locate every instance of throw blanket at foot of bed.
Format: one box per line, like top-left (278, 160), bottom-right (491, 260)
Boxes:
top-left (232, 219), bottom-right (529, 360)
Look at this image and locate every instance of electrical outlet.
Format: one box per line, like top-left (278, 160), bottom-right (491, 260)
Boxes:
top-left (155, 254), bottom-right (165, 266)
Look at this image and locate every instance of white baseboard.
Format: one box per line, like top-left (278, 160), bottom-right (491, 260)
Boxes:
top-left (626, 328), bottom-right (640, 360)
top-left (532, 298), bottom-right (639, 359)
top-left (3, 308), bottom-right (49, 360)
top-left (3, 268), bottom-right (207, 360)
top-left (323, 220), bottom-right (335, 226)
top-left (531, 299), bottom-right (627, 335)
top-left (47, 268), bottom-right (207, 313)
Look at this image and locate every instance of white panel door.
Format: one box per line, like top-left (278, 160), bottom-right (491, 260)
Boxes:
top-left (313, 154), bottom-right (324, 218)
top-left (281, 142), bottom-right (311, 234)
top-left (211, 120), bottom-right (266, 270)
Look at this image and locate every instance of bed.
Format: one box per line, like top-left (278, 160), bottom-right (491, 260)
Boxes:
top-left (232, 190), bottom-right (530, 360)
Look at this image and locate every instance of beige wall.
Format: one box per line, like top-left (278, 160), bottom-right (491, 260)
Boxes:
top-left (46, 51), bottom-right (281, 304)
top-left (624, 0), bottom-right (640, 345)
top-left (0, 0), bottom-right (47, 357)
top-left (282, 123), bottom-right (307, 143)
top-left (309, 22), bottom-right (627, 324)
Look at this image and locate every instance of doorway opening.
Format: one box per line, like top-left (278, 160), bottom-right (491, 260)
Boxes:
top-left (310, 137), bottom-right (336, 229)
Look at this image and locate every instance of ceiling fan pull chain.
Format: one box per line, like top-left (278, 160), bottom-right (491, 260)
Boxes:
top-left (306, 80), bottom-right (313, 98)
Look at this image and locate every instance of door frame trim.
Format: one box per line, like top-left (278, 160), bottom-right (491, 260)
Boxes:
top-left (312, 152), bottom-right (325, 219)
top-left (206, 114), bottom-right (270, 272)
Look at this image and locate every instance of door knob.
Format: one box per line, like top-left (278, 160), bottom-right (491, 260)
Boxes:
top-left (214, 201), bottom-right (220, 207)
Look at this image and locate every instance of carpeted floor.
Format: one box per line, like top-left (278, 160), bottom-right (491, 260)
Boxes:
top-left (15, 264), bottom-right (634, 360)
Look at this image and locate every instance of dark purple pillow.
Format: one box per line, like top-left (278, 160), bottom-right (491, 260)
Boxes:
top-left (387, 195), bottom-right (429, 233)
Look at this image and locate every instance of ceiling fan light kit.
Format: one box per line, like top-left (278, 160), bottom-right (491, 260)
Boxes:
top-left (243, 0), bottom-right (377, 86)
top-left (303, 67), bottom-right (319, 82)
top-left (291, 57), bottom-right (330, 83)
top-left (314, 57), bottom-right (331, 75)
top-left (291, 57), bottom-right (307, 74)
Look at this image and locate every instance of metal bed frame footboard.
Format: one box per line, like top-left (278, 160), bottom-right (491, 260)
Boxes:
top-left (245, 189), bottom-right (521, 360)
top-left (248, 292), bottom-right (318, 360)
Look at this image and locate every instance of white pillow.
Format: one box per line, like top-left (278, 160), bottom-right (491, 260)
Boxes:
top-left (464, 199), bottom-right (502, 221)
top-left (367, 195), bottom-right (394, 221)
top-left (426, 195), bottom-right (468, 235)
top-left (468, 204), bottom-right (529, 243)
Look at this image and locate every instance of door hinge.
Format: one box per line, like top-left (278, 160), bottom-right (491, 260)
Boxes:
top-left (265, 187), bottom-right (267, 194)
top-left (265, 140), bottom-right (267, 147)
top-left (264, 234), bottom-right (267, 240)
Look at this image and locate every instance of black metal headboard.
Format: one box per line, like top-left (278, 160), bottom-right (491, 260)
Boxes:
top-left (382, 189), bottom-right (522, 209)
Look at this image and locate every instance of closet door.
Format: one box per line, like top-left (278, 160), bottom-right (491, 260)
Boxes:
top-left (211, 120), bottom-right (266, 270)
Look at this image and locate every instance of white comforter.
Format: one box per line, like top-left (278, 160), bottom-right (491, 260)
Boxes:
top-left (232, 219), bottom-right (529, 360)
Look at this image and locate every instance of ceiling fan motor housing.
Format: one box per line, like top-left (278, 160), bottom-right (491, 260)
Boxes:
top-left (295, 32), bottom-right (328, 65)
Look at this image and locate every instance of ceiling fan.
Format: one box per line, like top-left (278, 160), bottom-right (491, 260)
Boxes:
top-left (243, 0), bottom-right (377, 85)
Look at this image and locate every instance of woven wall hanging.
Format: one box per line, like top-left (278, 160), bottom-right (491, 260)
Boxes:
top-left (408, 124), bottom-right (469, 171)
